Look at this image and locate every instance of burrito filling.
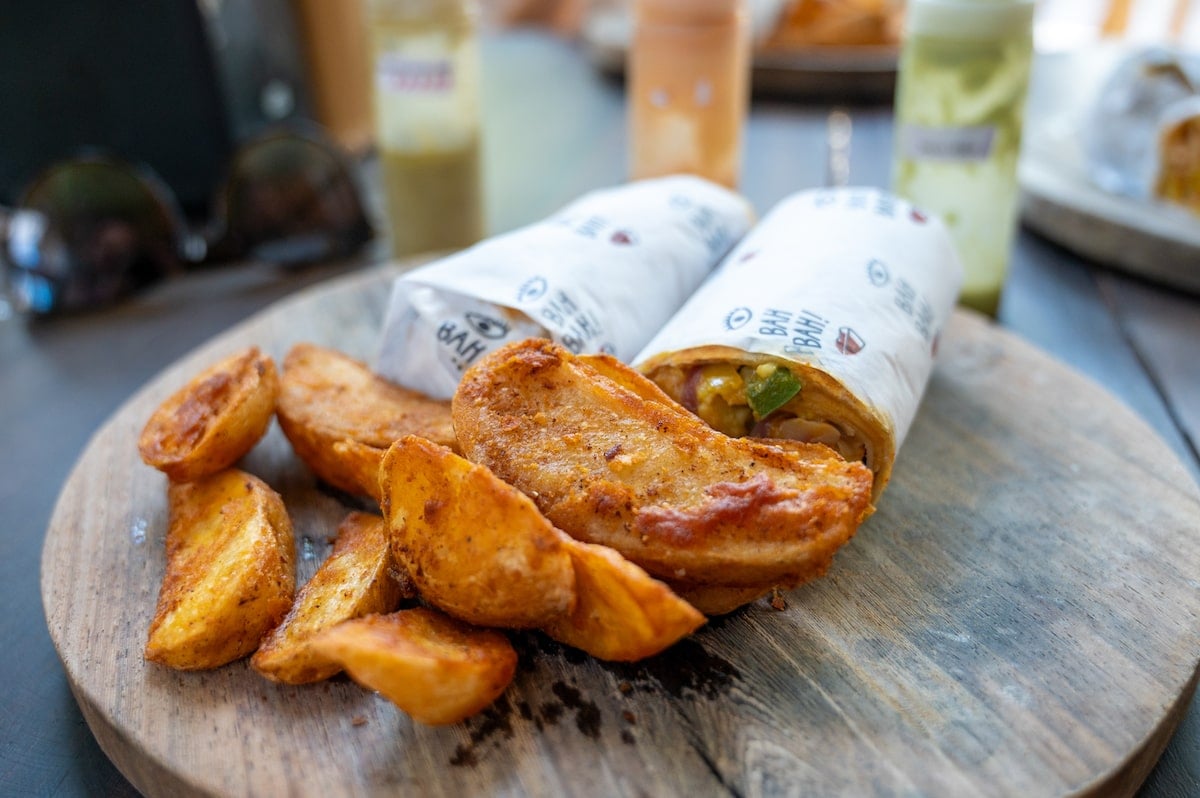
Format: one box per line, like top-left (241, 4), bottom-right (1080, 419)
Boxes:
top-left (649, 362), bottom-right (868, 464)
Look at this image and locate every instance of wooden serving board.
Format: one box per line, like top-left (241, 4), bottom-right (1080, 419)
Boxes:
top-left (41, 264), bottom-right (1200, 797)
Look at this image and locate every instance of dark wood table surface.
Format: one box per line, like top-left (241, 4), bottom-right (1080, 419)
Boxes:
top-left (2, 31), bottom-right (1197, 796)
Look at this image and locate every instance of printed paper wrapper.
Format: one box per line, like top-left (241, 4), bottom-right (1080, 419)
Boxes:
top-left (634, 187), bottom-right (963, 500)
top-left (376, 175), bottom-right (755, 399)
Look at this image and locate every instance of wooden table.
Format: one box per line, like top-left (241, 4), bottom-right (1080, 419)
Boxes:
top-left (3, 31), bottom-right (1198, 796)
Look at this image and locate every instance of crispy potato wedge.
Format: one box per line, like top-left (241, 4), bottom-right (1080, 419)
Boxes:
top-left (138, 346), bottom-right (278, 482)
top-left (251, 512), bottom-right (410, 684)
top-left (543, 540), bottom-right (705, 661)
top-left (577, 352), bottom-right (680, 406)
top-left (309, 608), bottom-right (517, 726)
top-left (145, 469), bottom-right (295, 670)
top-left (276, 343), bottom-right (457, 497)
top-left (667, 582), bottom-right (772, 616)
top-left (380, 435), bottom-right (575, 628)
top-left (329, 439), bottom-right (388, 503)
top-left (453, 339), bottom-right (875, 588)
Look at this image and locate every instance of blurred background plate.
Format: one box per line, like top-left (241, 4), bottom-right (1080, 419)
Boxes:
top-left (581, 5), bottom-right (898, 103)
top-left (1018, 43), bottom-right (1200, 295)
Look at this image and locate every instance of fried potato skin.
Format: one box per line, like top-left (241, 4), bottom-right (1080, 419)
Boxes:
top-left (252, 512), bottom-right (409, 684)
top-left (380, 435), bottom-right (575, 628)
top-left (667, 582), bottom-right (773, 616)
top-left (309, 609), bottom-right (517, 726)
top-left (452, 339), bottom-right (874, 588)
top-left (138, 347), bottom-right (279, 482)
top-left (276, 343), bottom-right (457, 497)
top-left (145, 469), bottom-right (295, 670)
top-left (543, 540), bottom-right (705, 661)
top-left (329, 439), bottom-right (388, 503)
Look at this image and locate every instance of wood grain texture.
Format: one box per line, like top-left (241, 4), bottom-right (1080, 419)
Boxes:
top-left (40, 265), bottom-right (1200, 797)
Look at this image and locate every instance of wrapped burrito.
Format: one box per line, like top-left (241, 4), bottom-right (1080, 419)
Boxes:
top-left (634, 187), bottom-right (962, 501)
top-left (376, 176), bottom-right (755, 399)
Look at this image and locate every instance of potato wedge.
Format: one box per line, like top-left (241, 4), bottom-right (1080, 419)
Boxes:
top-left (453, 339), bottom-right (874, 588)
top-left (276, 343), bottom-right (457, 497)
top-left (251, 512), bottom-right (410, 684)
top-left (380, 435), bottom-right (575, 628)
top-left (309, 608), bottom-right (516, 726)
top-left (543, 540), bottom-right (705, 661)
top-left (667, 582), bottom-right (772, 616)
top-left (138, 346), bottom-right (278, 482)
top-left (145, 469), bottom-right (295, 670)
top-left (329, 439), bottom-right (387, 503)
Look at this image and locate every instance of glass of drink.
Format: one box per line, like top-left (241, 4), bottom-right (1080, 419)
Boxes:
top-left (367, 0), bottom-right (485, 259)
top-left (891, 0), bottom-right (1036, 316)
top-left (627, 0), bottom-right (751, 189)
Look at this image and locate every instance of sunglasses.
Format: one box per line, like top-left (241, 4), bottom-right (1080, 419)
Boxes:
top-left (1, 126), bottom-right (374, 317)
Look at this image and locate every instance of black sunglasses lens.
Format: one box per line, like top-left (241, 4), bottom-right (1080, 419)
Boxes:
top-left (6, 160), bottom-right (181, 314)
top-left (220, 134), bottom-right (372, 265)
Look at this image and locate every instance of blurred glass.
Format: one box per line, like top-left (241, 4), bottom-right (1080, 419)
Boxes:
top-left (891, 0), bottom-right (1035, 317)
top-left (0, 127), bottom-right (372, 317)
top-left (627, 0), bottom-right (751, 189)
top-left (366, 0), bottom-right (486, 259)
top-left (292, 0), bottom-right (375, 155)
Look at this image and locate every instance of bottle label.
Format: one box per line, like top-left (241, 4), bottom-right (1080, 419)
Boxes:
top-left (899, 124), bottom-right (996, 162)
top-left (377, 54), bottom-right (455, 94)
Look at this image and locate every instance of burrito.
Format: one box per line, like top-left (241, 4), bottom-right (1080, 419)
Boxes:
top-left (634, 187), bottom-right (962, 501)
top-left (376, 175), bottom-right (755, 399)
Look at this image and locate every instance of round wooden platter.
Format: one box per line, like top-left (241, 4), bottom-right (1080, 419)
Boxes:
top-left (41, 264), bottom-right (1200, 797)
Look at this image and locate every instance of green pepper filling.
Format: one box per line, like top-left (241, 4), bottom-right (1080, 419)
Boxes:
top-left (744, 366), bottom-right (802, 421)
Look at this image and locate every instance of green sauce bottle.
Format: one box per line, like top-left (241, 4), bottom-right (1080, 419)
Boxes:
top-left (890, 0), bottom-right (1035, 317)
top-left (367, 0), bottom-right (485, 260)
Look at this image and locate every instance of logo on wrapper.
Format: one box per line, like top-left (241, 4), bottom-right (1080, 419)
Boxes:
top-left (724, 307), bottom-right (753, 330)
top-left (517, 277), bottom-right (548, 303)
top-left (867, 258), bottom-right (890, 287)
top-left (836, 327), bottom-right (865, 355)
top-left (437, 319), bottom-right (490, 372)
top-left (465, 312), bottom-right (509, 340)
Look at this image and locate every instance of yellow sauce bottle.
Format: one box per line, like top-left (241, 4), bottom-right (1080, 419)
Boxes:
top-left (628, 0), bottom-right (751, 189)
top-left (367, 0), bottom-right (484, 258)
top-left (890, 0), bottom-right (1035, 316)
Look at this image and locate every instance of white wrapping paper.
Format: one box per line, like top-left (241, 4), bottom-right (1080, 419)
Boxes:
top-left (376, 176), bottom-right (755, 398)
top-left (634, 186), bottom-right (962, 455)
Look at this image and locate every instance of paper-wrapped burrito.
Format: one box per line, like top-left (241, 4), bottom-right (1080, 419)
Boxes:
top-left (376, 176), bottom-right (755, 399)
top-left (634, 187), bottom-right (962, 501)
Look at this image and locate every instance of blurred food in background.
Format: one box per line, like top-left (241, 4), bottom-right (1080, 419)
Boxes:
top-left (627, 0), bottom-right (752, 187)
top-left (758, 0), bottom-right (903, 49)
top-left (1155, 95), bottom-right (1200, 212)
top-left (574, 0), bottom-right (901, 101)
top-left (495, 0), bottom-right (903, 49)
top-left (1084, 46), bottom-right (1200, 214)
